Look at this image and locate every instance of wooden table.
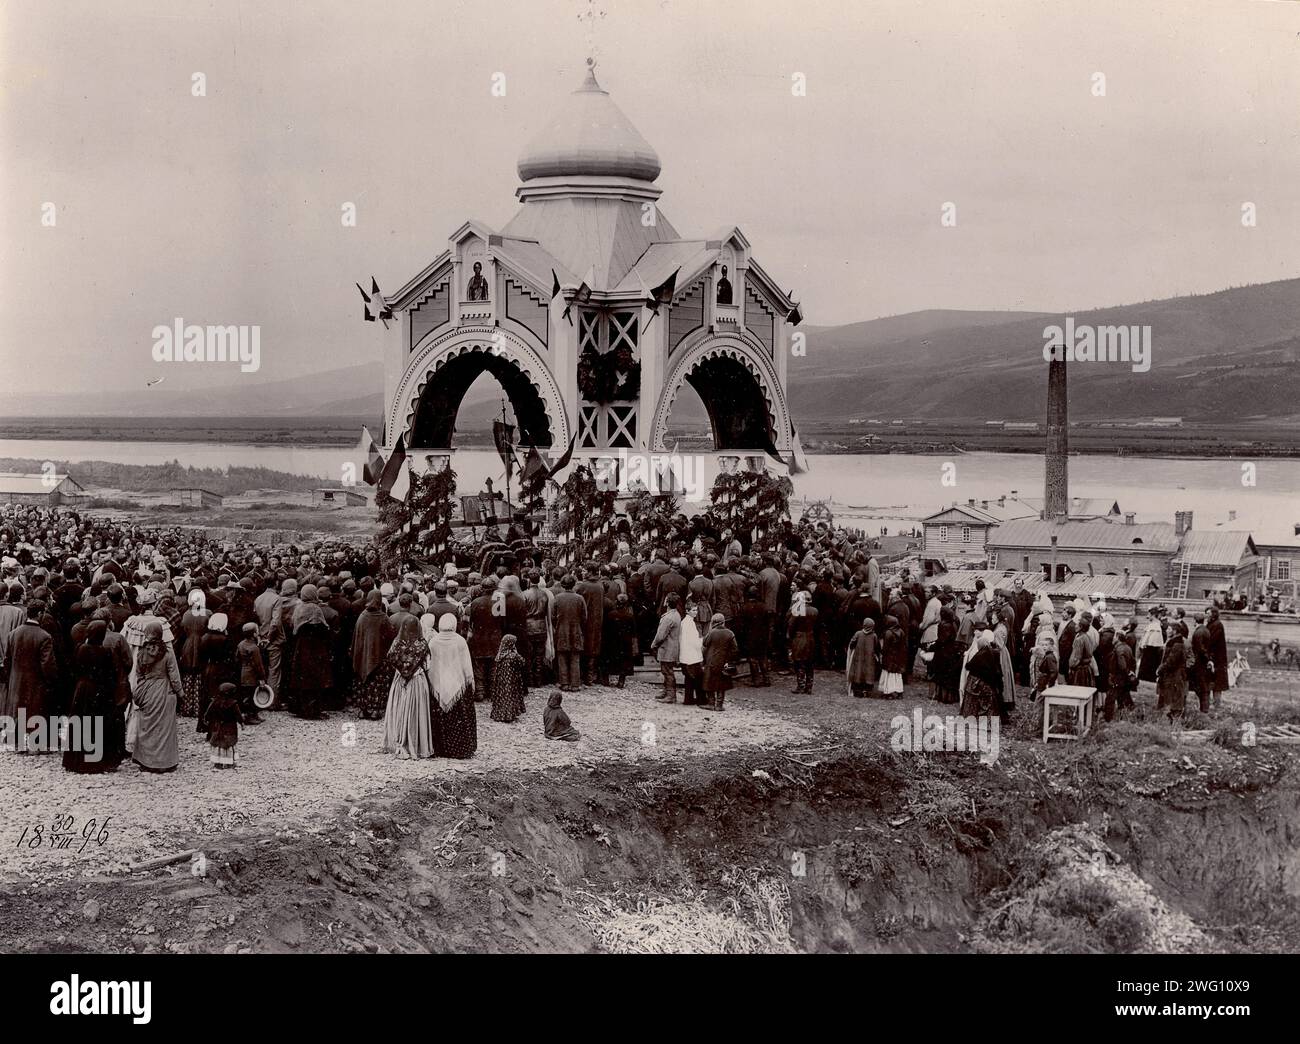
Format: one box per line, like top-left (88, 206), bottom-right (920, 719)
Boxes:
top-left (1041, 683), bottom-right (1099, 742)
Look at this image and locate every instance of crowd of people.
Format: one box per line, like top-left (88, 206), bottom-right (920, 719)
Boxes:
top-left (0, 501), bottom-right (1243, 777)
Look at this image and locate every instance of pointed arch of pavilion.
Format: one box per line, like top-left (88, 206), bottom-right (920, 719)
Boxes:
top-left (650, 332), bottom-right (791, 454)
top-left (389, 325), bottom-right (570, 451)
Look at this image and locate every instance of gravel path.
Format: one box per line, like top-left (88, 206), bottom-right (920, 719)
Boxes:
top-left (0, 679), bottom-right (813, 884)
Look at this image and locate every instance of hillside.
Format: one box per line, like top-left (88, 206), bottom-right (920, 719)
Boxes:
top-left (4, 279), bottom-right (1298, 426)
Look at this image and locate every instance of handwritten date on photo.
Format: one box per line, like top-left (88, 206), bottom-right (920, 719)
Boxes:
top-left (15, 816), bottom-right (111, 853)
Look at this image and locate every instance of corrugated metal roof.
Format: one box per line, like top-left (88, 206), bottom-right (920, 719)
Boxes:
top-left (927, 569), bottom-right (1157, 602)
top-left (0, 473), bottom-right (79, 494)
top-left (1177, 530), bottom-right (1258, 567)
top-left (987, 519), bottom-right (1180, 553)
top-left (1011, 496), bottom-right (1121, 518)
top-left (922, 504), bottom-right (1002, 525)
top-left (1203, 512), bottom-right (1300, 550)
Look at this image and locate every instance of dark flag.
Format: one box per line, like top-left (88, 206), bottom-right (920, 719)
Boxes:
top-left (560, 266), bottom-right (593, 325)
top-left (356, 425), bottom-right (385, 485)
top-left (357, 277), bottom-right (393, 328)
top-left (545, 434), bottom-right (576, 479)
top-left (642, 267), bottom-right (679, 330)
top-left (377, 433), bottom-right (408, 499)
top-left (492, 420), bottom-right (516, 481)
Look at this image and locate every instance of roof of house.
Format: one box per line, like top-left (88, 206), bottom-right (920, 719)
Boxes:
top-left (987, 519), bottom-right (1181, 553)
top-left (171, 488), bottom-right (222, 497)
top-left (927, 569), bottom-right (1158, 602)
top-left (922, 504), bottom-right (1004, 526)
top-left (1008, 496), bottom-right (1121, 518)
top-left (1202, 511), bottom-right (1300, 550)
top-left (0, 473), bottom-right (81, 494)
top-left (1176, 530), bottom-right (1258, 567)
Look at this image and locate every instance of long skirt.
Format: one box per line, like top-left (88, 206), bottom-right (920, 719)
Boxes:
top-left (1138, 646), bottom-right (1162, 683)
top-left (959, 675), bottom-right (1000, 718)
top-left (879, 671), bottom-right (904, 695)
top-left (382, 671), bottom-right (434, 759)
top-left (179, 672), bottom-right (203, 717)
top-left (210, 744), bottom-right (238, 767)
top-left (353, 665), bottom-right (394, 720)
top-left (433, 697), bottom-right (477, 759)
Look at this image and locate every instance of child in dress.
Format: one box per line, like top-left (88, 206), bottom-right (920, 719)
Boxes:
top-left (204, 682), bottom-right (241, 769)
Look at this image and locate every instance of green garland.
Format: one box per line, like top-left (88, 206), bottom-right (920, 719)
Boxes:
top-left (577, 343), bottom-right (641, 403)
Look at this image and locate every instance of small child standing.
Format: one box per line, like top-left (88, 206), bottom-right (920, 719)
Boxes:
top-left (205, 682), bottom-right (241, 769)
top-left (235, 622), bottom-right (266, 724)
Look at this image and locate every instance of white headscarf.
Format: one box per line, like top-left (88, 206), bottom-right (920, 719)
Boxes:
top-left (427, 612), bottom-right (474, 712)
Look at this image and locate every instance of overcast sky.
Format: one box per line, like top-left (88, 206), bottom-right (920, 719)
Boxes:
top-left (3, 0), bottom-right (1299, 398)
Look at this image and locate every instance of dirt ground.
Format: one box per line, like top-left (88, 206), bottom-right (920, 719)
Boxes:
top-left (0, 664), bottom-right (1296, 954)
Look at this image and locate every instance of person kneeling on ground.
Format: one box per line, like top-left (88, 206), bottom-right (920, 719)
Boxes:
top-left (544, 691), bottom-right (580, 741)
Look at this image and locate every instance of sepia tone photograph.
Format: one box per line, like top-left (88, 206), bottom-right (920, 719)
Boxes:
top-left (0, 0), bottom-right (1297, 1014)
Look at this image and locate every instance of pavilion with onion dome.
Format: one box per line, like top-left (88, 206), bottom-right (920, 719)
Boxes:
top-left (380, 60), bottom-right (802, 485)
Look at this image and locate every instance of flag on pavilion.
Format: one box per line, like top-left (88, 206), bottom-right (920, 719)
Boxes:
top-left (788, 425), bottom-right (810, 475)
top-left (641, 267), bottom-right (679, 330)
top-left (356, 425), bottom-right (384, 485)
top-left (377, 433), bottom-right (408, 499)
top-left (492, 420), bottom-right (516, 483)
top-left (519, 444), bottom-right (548, 487)
top-left (545, 434), bottom-right (576, 479)
top-left (561, 266), bottom-right (594, 325)
top-left (356, 277), bottom-right (393, 328)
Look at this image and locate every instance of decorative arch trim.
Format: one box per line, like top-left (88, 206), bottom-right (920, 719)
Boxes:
top-left (388, 324), bottom-right (569, 449)
top-left (650, 332), bottom-right (791, 453)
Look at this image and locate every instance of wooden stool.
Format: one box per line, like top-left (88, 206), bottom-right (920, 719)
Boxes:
top-left (1041, 683), bottom-right (1098, 742)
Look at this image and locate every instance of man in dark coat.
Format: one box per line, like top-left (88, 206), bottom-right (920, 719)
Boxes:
top-left (735, 586), bottom-right (770, 686)
top-left (467, 577), bottom-right (503, 702)
top-left (1207, 607), bottom-right (1229, 706)
top-left (1190, 613), bottom-right (1213, 714)
top-left (575, 566), bottom-right (605, 685)
top-left (551, 575), bottom-right (586, 692)
top-left (2, 604), bottom-right (59, 748)
top-left (656, 558), bottom-right (688, 613)
top-left (700, 613), bottom-right (739, 711)
top-left (711, 561), bottom-right (744, 629)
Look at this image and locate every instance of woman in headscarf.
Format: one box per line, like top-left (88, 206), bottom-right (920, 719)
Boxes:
top-left (197, 612), bottom-right (234, 733)
top-left (351, 589), bottom-right (396, 719)
top-left (1030, 612), bottom-right (1060, 698)
top-left (381, 616), bottom-right (434, 759)
top-left (931, 606), bottom-right (962, 704)
top-left (991, 626), bottom-right (1016, 720)
top-left (543, 691), bottom-right (580, 741)
top-left (63, 620), bottom-right (123, 773)
top-left (879, 614), bottom-right (907, 697)
top-left (960, 631), bottom-right (1002, 718)
top-left (175, 588), bottom-right (209, 717)
top-left (701, 612), bottom-right (738, 712)
top-left (130, 619), bottom-right (181, 773)
top-left (1156, 620), bottom-right (1189, 720)
top-left (489, 633), bottom-right (527, 723)
top-left (289, 584), bottom-right (333, 719)
top-left (845, 617), bottom-right (878, 698)
top-left (787, 589), bottom-right (818, 694)
top-left (427, 613), bottom-right (477, 759)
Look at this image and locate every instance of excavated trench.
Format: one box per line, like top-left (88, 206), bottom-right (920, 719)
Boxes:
top-left (5, 741), bottom-right (1296, 954)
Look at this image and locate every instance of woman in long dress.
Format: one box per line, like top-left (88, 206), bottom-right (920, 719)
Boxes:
top-left (879, 614), bottom-right (907, 697)
top-left (544, 691), bottom-right (580, 741)
top-left (197, 611), bottom-right (234, 733)
top-left (289, 585), bottom-right (333, 719)
top-left (427, 612), bottom-right (477, 759)
top-left (1137, 610), bottom-right (1165, 684)
top-left (381, 616), bottom-right (434, 759)
top-left (176, 588), bottom-right (208, 717)
top-left (930, 608), bottom-right (962, 704)
top-left (351, 590), bottom-right (395, 719)
top-left (1156, 622), bottom-right (1189, 720)
top-left (489, 633), bottom-right (527, 723)
top-left (845, 617), bottom-right (878, 698)
top-left (960, 630), bottom-right (1002, 718)
top-left (131, 620), bottom-right (181, 773)
top-left (63, 621), bottom-right (124, 773)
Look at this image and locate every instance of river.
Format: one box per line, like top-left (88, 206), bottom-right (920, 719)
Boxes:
top-left (1, 438), bottom-right (1296, 531)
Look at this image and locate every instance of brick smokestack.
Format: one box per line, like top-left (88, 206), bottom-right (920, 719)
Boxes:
top-left (1044, 347), bottom-right (1069, 520)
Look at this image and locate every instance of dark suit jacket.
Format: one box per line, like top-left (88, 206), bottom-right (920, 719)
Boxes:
top-left (552, 592), bottom-right (587, 653)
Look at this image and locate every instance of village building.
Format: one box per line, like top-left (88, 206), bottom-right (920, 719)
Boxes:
top-left (379, 61), bottom-right (801, 485)
top-left (169, 488), bottom-right (224, 509)
top-left (312, 488), bottom-right (368, 509)
top-left (0, 472), bottom-right (85, 507)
